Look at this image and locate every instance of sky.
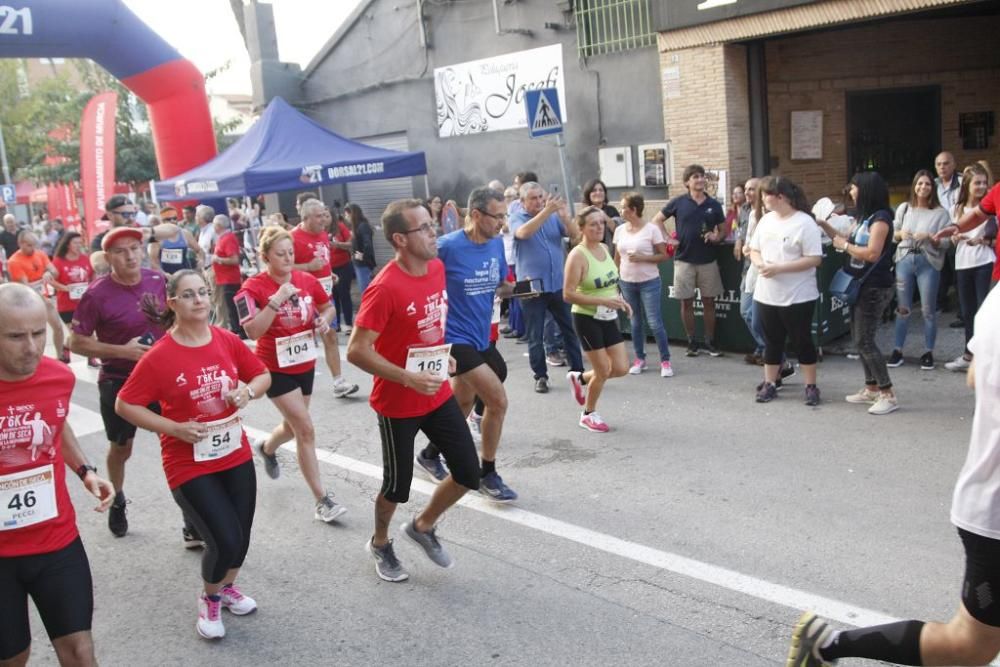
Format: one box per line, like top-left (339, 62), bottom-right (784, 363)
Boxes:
top-left (123, 0), bottom-right (364, 95)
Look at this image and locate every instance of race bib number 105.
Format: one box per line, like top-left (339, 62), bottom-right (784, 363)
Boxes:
top-left (405, 343), bottom-right (451, 380)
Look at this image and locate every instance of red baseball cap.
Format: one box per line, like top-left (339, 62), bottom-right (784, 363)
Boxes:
top-left (101, 226), bottom-right (144, 251)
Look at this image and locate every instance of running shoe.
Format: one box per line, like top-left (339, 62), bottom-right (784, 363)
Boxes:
top-left (255, 439), bottom-right (280, 480)
top-left (945, 355), bottom-right (971, 372)
top-left (755, 382), bottom-right (777, 403)
top-left (183, 525), bottom-right (204, 550)
top-left (367, 537), bottom-right (409, 582)
top-left (919, 352), bottom-right (935, 370)
top-left (108, 492), bottom-right (128, 538)
top-left (628, 358), bottom-right (646, 375)
top-left (949, 318), bottom-right (965, 329)
top-left (314, 492), bottom-right (347, 523)
top-left (197, 593), bottom-right (225, 639)
top-left (780, 361), bottom-right (797, 380)
top-left (887, 349), bottom-right (904, 368)
top-left (467, 413), bottom-right (483, 443)
top-left (804, 384), bottom-right (821, 407)
top-left (660, 361), bottom-right (674, 378)
top-left (534, 377), bottom-right (549, 393)
top-left (499, 325), bottom-right (512, 334)
top-left (402, 520), bottom-right (453, 568)
top-left (415, 449), bottom-right (448, 483)
top-left (578, 412), bottom-right (609, 433)
top-left (845, 387), bottom-right (878, 404)
top-left (703, 340), bottom-right (723, 357)
top-left (868, 395), bottom-right (899, 415)
top-left (685, 341), bottom-right (699, 357)
top-left (333, 377), bottom-right (360, 398)
top-left (566, 371), bottom-right (586, 406)
top-left (785, 611), bottom-right (834, 667)
top-left (220, 584), bottom-right (257, 615)
top-left (546, 353), bottom-right (567, 367)
top-left (479, 471), bottom-right (518, 503)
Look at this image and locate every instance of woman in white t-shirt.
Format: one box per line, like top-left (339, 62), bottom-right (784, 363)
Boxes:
top-left (947, 164), bottom-right (996, 372)
top-left (612, 193), bottom-right (672, 377)
top-left (749, 176), bottom-right (823, 406)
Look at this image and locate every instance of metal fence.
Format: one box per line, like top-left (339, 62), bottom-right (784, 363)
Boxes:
top-left (574, 0), bottom-right (656, 58)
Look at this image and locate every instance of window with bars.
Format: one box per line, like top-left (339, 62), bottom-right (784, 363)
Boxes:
top-left (575, 0), bottom-right (656, 58)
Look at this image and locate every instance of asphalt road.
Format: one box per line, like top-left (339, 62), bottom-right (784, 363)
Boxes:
top-left (26, 322), bottom-right (981, 667)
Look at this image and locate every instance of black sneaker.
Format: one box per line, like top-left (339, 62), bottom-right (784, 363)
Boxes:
top-left (108, 493), bottom-right (128, 537)
top-left (779, 361), bottom-right (796, 380)
top-left (685, 341), bottom-right (699, 357)
top-left (534, 377), bottom-right (549, 393)
top-left (183, 525), bottom-right (205, 550)
top-left (755, 382), bottom-right (778, 403)
top-left (703, 341), bottom-right (723, 357)
top-left (804, 384), bottom-right (821, 406)
top-left (887, 349), bottom-right (904, 368)
top-left (949, 318), bottom-right (965, 329)
top-left (256, 439), bottom-right (280, 480)
top-left (919, 351), bottom-right (935, 370)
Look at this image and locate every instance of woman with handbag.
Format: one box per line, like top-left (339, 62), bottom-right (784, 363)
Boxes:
top-left (821, 172), bottom-right (898, 415)
top-left (887, 170), bottom-right (952, 370)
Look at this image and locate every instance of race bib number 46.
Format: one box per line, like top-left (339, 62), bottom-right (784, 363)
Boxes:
top-left (276, 330), bottom-right (318, 368)
top-left (405, 343), bottom-right (451, 380)
top-left (193, 415), bottom-right (244, 462)
top-left (0, 464), bottom-right (58, 531)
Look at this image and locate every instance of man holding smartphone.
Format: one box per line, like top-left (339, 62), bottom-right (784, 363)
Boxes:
top-left (511, 182), bottom-right (585, 394)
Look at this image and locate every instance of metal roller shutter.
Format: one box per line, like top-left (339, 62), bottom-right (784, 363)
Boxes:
top-left (345, 132), bottom-right (415, 266)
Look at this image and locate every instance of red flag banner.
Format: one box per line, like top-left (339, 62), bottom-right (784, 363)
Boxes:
top-left (80, 92), bottom-right (118, 243)
top-left (46, 183), bottom-right (64, 222)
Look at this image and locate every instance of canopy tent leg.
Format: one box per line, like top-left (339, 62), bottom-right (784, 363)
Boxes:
top-left (423, 174), bottom-right (430, 199)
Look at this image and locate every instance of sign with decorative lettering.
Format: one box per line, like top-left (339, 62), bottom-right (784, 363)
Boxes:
top-left (434, 44), bottom-right (567, 138)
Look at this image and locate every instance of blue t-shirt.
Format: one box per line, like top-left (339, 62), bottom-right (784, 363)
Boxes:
top-left (510, 208), bottom-right (567, 293)
top-left (437, 230), bottom-right (507, 350)
top-left (660, 194), bottom-right (725, 265)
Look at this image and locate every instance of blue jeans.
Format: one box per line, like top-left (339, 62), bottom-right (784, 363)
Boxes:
top-left (544, 313), bottom-right (563, 355)
top-left (740, 289), bottom-right (767, 353)
top-left (893, 252), bottom-right (940, 352)
top-left (619, 278), bottom-right (670, 362)
top-left (354, 263), bottom-right (373, 294)
top-left (521, 291), bottom-right (584, 379)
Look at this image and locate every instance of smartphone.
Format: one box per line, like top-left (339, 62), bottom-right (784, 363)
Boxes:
top-left (512, 278), bottom-right (542, 298)
top-left (549, 184), bottom-right (560, 197)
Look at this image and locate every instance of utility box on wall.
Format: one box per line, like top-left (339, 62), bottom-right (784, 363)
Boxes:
top-left (598, 146), bottom-right (634, 188)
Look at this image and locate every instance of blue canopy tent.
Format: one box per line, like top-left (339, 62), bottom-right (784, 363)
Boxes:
top-left (154, 97), bottom-right (427, 201)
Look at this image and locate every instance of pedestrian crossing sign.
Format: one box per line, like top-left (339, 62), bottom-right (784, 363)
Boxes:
top-left (525, 88), bottom-right (564, 138)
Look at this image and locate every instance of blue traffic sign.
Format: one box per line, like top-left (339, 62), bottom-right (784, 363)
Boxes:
top-left (524, 88), bottom-right (564, 138)
top-left (0, 184), bottom-right (14, 205)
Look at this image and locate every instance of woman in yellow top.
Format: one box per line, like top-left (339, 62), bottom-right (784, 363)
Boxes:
top-left (562, 207), bottom-right (632, 432)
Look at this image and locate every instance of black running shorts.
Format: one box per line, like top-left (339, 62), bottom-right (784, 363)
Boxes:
top-left (572, 313), bottom-right (624, 352)
top-left (959, 528), bottom-right (1000, 626)
top-left (266, 368), bottom-right (315, 398)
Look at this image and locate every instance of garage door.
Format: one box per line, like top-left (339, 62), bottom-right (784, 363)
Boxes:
top-left (346, 132), bottom-right (416, 266)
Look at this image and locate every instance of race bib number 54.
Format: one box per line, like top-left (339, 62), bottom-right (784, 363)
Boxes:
top-left (0, 465), bottom-right (58, 531)
top-left (405, 343), bottom-right (451, 380)
top-left (193, 415), bottom-right (244, 462)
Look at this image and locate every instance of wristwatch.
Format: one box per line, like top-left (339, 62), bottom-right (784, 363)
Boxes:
top-left (246, 385), bottom-right (256, 400)
top-left (76, 464), bottom-right (97, 480)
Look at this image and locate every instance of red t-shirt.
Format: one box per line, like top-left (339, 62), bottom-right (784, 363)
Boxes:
top-left (291, 226), bottom-right (332, 278)
top-left (979, 183), bottom-right (1000, 281)
top-left (354, 259), bottom-right (452, 418)
top-left (213, 231), bottom-right (243, 285)
top-left (329, 222), bottom-right (352, 269)
top-left (117, 327), bottom-right (267, 490)
top-left (52, 255), bottom-right (94, 313)
top-left (0, 358), bottom-right (78, 557)
top-left (234, 271), bottom-right (330, 374)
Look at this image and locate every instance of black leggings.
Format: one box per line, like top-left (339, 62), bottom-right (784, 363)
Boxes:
top-left (756, 299), bottom-right (818, 366)
top-left (171, 459), bottom-right (256, 584)
top-left (957, 263), bottom-right (993, 352)
top-left (332, 263), bottom-right (355, 326)
top-left (0, 537), bottom-right (93, 659)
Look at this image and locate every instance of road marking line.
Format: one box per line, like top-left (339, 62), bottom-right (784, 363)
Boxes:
top-left (69, 404), bottom-right (105, 439)
top-left (241, 426), bottom-right (899, 629)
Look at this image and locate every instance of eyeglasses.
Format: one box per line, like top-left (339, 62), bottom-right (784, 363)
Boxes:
top-left (112, 210), bottom-right (136, 219)
top-left (162, 216), bottom-right (178, 222)
top-left (400, 222), bottom-right (435, 235)
top-left (172, 288), bottom-right (213, 301)
top-left (476, 209), bottom-right (507, 222)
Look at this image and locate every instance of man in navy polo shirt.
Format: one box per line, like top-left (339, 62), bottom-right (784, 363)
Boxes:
top-left (653, 164), bottom-right (726, 357)
top-left (511, 182), bottom-right (585, 394)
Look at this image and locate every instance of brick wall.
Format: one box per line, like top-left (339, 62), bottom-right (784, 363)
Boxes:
top-left (766, 14), bottom-right (1000, 201)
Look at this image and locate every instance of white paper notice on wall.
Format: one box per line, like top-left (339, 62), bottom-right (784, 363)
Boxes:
top-left (791, 110), bottom-right (823, 160)
top-left (663, 66), bottom-right (681, 100)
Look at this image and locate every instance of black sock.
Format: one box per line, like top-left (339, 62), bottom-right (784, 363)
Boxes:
top-left (820, 620), bottom-right (924, 665)
top-left (114, 490), bottom-right (125, 506)
top-left (584, 409), bottom-right (593, 415)
top-left (481, 459), bottom-right (495, 477)
top-left (422, 443), bottom-right (440, 459)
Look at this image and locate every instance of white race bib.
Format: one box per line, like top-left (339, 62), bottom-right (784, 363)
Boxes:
top-left (275, 330), bottom-right (318, 368)
top-left (68, 282), bottom-right (88, 301)
top-left (491, 297), bottom-right (501, 325)
top-left (405, 343), bottom-right (452, 380)
top-left (193, 414), bottom-right (244, 462)
top-left (0, 464), bottom-right (58, 531)
top-left (594, 305), bottom-right (618, 321)
top-left (28, 279), bottom-right (45, 296)
top-left (319, 275), bottom-right (334, 297)
top-left (161, 248), bottom-right (184, 264)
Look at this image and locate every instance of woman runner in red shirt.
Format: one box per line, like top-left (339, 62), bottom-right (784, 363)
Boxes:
top-left (115, 270), bottom-right (271, 640)
top-left (235, 227), bottom-right (346, 522)
top-left (49, 232), bottom-right (95, 365)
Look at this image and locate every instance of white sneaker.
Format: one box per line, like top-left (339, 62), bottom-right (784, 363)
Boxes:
top-left (220, 584), bottom-right (257, 615)
top-left (628, 359), bottom-right (646, 375)
top-left (845, 388), bottom-right (878, 404)
top-left (868, 395), bottom-right (899, 415)
top-left (315, 493), bottom-right (347, 523)
top-left (466, 413), bottom-right (482, 443)
top-left (660, 361), bottom-right (674, 378)
top-left (197, 593), bottom-right (225, 639)
top-left (333, 377), bottom-right (360, 398)
top-left (944, 355), bottom-right (971, 372)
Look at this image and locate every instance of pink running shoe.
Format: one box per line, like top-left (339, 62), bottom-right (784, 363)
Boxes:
top-left (220, 583), bottom-right (257, 615)
top-left (567, 371), bottom-right (586, 406)
top-left (579, 412), bottom-right (610, 433)
top-left (197, 593), bottom-right (225, 639)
